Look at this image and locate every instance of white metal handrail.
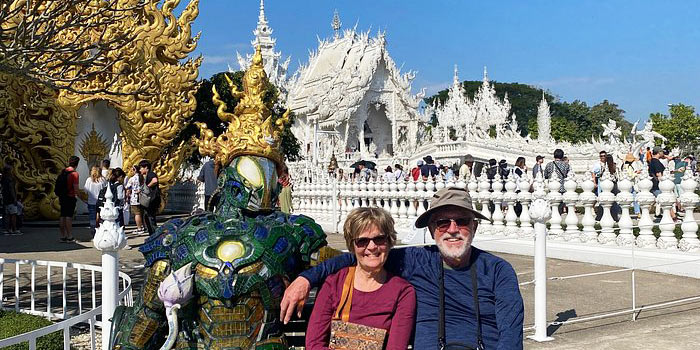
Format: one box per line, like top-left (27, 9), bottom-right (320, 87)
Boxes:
top-left (0, 258), bottom-right (132, 350)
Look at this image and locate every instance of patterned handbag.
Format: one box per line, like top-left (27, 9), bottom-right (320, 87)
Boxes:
top-left (328, 266), bottom-right (388, 350)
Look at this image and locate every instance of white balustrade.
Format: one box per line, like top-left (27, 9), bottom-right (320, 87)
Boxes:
top-left (289, 165), bottom-right (699, 253)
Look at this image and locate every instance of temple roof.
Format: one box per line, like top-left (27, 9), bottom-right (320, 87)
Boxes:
top-left (287, 27), bottom-right (423, 128)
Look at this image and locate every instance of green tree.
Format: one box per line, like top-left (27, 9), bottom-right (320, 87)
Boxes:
top-left (650, 104), bottom-right (700, 154)
top-left (174, 71), bottom-right (302, 167)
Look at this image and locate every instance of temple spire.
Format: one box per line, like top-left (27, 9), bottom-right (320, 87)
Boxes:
top-left (258, 0), bottom-right (267, 25)
top-left (332, 9), bottom-right (342, 39)
top-left (453, 64), bottom-right (459, 86)
top-left (483, 66), bottom-right (489, 82)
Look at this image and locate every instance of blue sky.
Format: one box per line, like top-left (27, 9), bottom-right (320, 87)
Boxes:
top-left (190, 0), bottom-right (700, 122)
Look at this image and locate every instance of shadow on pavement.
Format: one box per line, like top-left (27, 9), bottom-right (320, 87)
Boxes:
top-left (547, 309), bottom-right (577, 336)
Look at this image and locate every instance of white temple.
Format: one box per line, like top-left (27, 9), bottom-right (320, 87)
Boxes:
top-left (230, 3), bottom-right (669, 176)
top-left (235, 0), bottom-right (291, 99)
top-left (286, 12), bottom-right (426, 165)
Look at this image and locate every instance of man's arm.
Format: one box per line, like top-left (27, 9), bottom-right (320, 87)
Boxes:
top-left (281, 247), bottom-right (417, 323)
top-left (494, 261), bottom-right (524, 350)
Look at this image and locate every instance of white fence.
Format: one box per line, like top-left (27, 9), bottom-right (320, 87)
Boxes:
top-left (291, 167), bottom-right (700, 272)
top-left (0, 259), bottom-right (133, 350)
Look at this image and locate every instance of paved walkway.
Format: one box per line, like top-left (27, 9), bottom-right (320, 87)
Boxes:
top-left (2, 219), bottom-right (700, 349)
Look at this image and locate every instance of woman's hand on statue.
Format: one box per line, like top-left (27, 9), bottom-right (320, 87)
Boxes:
top-left (280, 277), bottom-right (310, 324)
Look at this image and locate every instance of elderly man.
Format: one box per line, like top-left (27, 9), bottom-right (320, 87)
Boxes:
top-left (281, 187), bottom-right (524, 349)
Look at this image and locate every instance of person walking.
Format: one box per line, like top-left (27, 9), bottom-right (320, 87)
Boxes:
top-left (420, 156), bottom-right (439, 179)
top-left (410, 160), bottom-right (423, 181)
top-left (591, 150), bottom-right (608, 194)
top-left (278, 165), bottom-right (293, 214)
top-left (459, 154), bottom-right (474, 181)
top-left (139, 159), bottom-right (160, 234)
top-left (621, 154), bottom-right (642, 216)
top-left (84, 166), bottom-right (106, 232)
top-left (1, 165), bottom-right (20, 235)
top-left (97, 167), bottom-right (126, 227)
top-left (532, 155), bottom-right (544, 178)
top-left (393, 164), bottom-right (405, 181)
top-left (125, 165), bottom-right (145, 234)
top-left (544, 149), bottom-right (570, 193)
top-left (282, 187), bottom-right (524, 349)
top-left (197, 158), bottom-right (218, 211)
top-left (101, 159), bottom-right (111, 178)
top-left (57, 156), bottom-right (80, 242)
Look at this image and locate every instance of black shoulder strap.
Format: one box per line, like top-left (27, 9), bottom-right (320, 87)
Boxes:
top-left (438, 254), bottom-right (483, 350)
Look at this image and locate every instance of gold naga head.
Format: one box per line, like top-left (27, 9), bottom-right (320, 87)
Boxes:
top-left (195, 46), bottom-right (289, 171)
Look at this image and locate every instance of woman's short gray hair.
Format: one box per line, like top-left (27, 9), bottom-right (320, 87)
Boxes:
top-left (343, 207), bottom-right (397, 251)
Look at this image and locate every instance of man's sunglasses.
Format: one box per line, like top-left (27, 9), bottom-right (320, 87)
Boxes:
top-left (433, 218), bottom-right (475, 232)
top-left (354, 235), bottom-right (389, 248)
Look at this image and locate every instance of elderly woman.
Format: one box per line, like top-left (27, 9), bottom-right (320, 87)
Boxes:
top-left (306, 208), bottom-right (416, 350)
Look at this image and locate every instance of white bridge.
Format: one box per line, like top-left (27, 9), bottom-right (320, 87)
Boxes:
top-left (291, 165), bottom-right (700, 279)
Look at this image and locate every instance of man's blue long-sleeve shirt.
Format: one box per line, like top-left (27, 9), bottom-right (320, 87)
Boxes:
top-left (301, 246), bottom-right (524, 350)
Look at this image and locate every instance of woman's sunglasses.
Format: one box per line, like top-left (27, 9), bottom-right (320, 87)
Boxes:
top-left (354, 235), bottom-right (389, 248)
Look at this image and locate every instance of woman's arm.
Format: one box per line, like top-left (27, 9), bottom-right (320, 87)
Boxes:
top-left (385, 284), bottom-right (417, 350)
top-left (305, 274), bottom-right (338, 350)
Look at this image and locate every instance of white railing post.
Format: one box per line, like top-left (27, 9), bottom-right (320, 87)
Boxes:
top-left (635, 167), bottom-right (657, 247)
top-left (597, 172), bottom-right (617, 245)
top-left (547, 172), bottom-right (564, 240)
top-left (331, 175), bottom-right (339, 233)
top-left (528, 174), bottom-right (554, 342)
top-left (616, 171), bottom-right (635, 246)
top-left (579, 172), bottom-right (598, 243)
top-left (503, 172), bottom-right (519, 236)
top-left (517, 174), bottom-right (533, 238)
top-left (93, 185), bottom-right (127, 350)
top-left (562, 173), bottom-right (580, 241)
top-left (656, 168), bottom-right (678, 250)
top-left (679, 170), bottom-right (700, 251)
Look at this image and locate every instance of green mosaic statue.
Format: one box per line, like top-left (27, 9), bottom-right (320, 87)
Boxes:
top-left (110, 47), bottom-right (326, 350)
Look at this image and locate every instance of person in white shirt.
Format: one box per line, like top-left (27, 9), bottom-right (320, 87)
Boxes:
top-left (591, 150), bottom-right (608, 194)
top-left (393, 164), bottom-right (405, 181)
top-left (101, 159), bottom-right (110, 178)
top-left (125, 165), bottom-right (145, 234)
top-left (197, 159), bottom-right (218, 211)
top-left (83, 166), bottom-right (106, 231)
top-left (459, 154), bottom-right (474, 181)
top-left (383, 166), bottom-right (394, 182)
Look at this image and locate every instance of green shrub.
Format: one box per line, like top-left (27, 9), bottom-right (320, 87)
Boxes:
top-left (0, 310), bottom-right (63, 350)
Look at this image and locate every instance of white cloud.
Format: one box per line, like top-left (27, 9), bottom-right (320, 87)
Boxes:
top-left (202, 55), bottom-right (231, 65)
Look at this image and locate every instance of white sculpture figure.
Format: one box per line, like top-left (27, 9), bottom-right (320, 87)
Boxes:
top-left (636, 120), bottom-right (667, 151)
top-left (601, 119), bottom-right (622, 145)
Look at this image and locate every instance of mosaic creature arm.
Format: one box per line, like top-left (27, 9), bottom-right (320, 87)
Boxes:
top-left (287, 214), bottom-right (327, 269)
top-left (111, 219), bottom-right (190, 350)
top-left (111, 260), bottom-right (170, 350)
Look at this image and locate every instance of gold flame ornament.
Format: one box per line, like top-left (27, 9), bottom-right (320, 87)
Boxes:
top-left (195, 46), bottom-right (289, 169)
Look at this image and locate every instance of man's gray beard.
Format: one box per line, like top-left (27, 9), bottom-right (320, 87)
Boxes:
top-left (436, 237), bottom-right (470, 261)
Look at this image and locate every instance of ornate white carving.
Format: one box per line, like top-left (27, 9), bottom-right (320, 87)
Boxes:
top-left (537, 92), bottom-right (551, 142)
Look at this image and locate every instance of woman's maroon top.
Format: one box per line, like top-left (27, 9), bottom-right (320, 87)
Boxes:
top-left (305, 266), bottom-right (417, 350)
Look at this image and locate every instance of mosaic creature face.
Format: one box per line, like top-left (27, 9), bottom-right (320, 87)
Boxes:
top-left (220, 156), bottom-right (280, 211)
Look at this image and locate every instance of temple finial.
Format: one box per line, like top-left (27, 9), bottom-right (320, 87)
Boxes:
top-left (332, 10), bottom-right (342, 39)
